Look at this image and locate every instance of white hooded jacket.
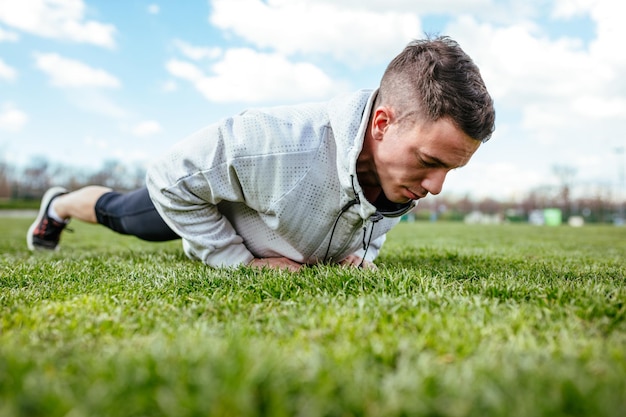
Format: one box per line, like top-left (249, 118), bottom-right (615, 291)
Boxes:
top-left (146, 89), bottom-right (416, 267)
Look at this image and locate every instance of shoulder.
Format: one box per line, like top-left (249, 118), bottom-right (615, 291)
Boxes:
top-left (223, 101), bottom-right (331, 155)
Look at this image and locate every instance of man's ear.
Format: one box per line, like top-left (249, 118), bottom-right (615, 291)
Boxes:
top-left (371, 107), bottom-right (392, 141)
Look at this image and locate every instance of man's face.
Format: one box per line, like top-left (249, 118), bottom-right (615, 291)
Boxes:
top-left (372, 113), bottom-right (480, 204)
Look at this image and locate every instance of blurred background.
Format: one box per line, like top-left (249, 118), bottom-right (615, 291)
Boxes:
top-left (1, 0), bottom-right (624, 224)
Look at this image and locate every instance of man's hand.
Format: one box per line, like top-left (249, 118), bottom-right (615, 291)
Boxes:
top-left (248, 255), bottom-right (377, 272)
top-left (339, 254), bottom-right (378, 270)
top-left (248, 257), bottom-right (303, 272)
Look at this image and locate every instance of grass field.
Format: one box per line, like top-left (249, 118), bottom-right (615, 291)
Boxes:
top-left (1, 217), bottom-right (625, 417)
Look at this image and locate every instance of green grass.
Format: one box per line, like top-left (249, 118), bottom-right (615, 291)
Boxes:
top-left (1, 218), bottom-right (625, 417)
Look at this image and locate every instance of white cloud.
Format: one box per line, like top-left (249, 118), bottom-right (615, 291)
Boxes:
top-left (34, 52), bottom-right (120, 88)
top-left (571, 96), bottom-right (626, 120)
top-left (0, 103), bottom-right (28, 131)
top-left (551, 0), bottom-right (597, 19)
top-left (587, 0), bottom-right (626, 71)
top-left (275, 0), bottom-right (546, 26)
top-left (0, 26), bottom-right (19, 41)
top-left (172, 39), bottom-right (222, 61)
top-left (166, 48), bottom-right (342, 103)
top-left (132, 120), bottom-right (162, 137)
top-left (444, 159), bottom-right (545, 200)
top-left (0, 58), bottom-right (17, 81)
top-left (209, 0), bottom-right (421, 64)
top-left (147, 4), bottom-right (160, 15)
top-left (312, 0), bottom-right (491, 13)
top-left (166, 60), bottom-right (204, 81)
top-left (0, 0), bottom-right (116, 48)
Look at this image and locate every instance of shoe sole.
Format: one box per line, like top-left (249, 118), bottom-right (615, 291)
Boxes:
top-left (26, 186), bottom-right (68, 251)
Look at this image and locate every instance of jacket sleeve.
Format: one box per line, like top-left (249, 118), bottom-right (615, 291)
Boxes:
top-left (145, 123), bottom-right (255, 268)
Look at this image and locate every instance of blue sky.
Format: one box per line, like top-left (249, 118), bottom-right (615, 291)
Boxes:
top-left (0, 0), bottom-right (624, 200)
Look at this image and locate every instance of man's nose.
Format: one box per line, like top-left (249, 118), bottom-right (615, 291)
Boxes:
top-left (422, 170), bottom-right (447, 196)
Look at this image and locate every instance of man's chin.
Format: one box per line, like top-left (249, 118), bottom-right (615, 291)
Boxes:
top-left (390, 195), bottom-right (416, 204)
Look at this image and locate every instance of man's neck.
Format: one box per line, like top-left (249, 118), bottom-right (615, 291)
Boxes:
top-left (360, 186), bottom-right (382, 204)
top-left (355, 109), bottom-right (383, 203)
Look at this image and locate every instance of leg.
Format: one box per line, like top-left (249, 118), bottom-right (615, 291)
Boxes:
top-left (52, 185), bottom-right (111, 223)
top-left (93, 187), bottom-right (179, 241)
top-left (28, 185), bottom-right (179, 251)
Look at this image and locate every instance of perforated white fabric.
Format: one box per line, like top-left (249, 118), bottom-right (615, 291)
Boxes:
top-left (146, 90), bottom-right (411, 267)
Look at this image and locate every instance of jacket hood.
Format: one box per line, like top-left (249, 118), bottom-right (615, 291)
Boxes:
top-left (327, 89), bottom-right (377, 218)
top-left (328, 89), bottom-right (415, 219)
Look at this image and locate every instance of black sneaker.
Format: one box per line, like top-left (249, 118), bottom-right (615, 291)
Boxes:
top-left (27, 186), bottom-right (69, 251)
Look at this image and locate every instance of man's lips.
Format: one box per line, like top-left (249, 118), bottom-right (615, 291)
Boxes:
top-left (406, 189), bottom-right (425, 200)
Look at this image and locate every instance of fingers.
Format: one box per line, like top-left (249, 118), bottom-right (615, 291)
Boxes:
top-left (248, 257), bottom-right (303, 272)
top-left (248, 256), bottom-right (378, 272)
top-left (339, 255), bottom-right (378, 270)
top-left (359, 260), bottom-right (378, 270)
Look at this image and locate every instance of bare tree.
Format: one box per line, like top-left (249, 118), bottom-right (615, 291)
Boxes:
top-left (20, 157), bottom-right (52, 198)
top-left (552, 165), bottom-right (577, 219)
top-left (0, 158), bottom-right (12, 199)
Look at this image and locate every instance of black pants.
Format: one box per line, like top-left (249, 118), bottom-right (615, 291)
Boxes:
top-left (95, 187), bottom-right (180, 241)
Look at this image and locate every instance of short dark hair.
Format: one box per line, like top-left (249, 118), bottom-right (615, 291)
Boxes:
top-left (377, 35), bottom-right (495, 142)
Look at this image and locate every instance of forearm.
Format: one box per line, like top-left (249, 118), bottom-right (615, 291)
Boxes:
top-left (146, 169), bottom-right (255, 267)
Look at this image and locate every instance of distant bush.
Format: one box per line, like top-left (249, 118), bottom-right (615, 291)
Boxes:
top-left (0, 198), bottom-right (39, 210)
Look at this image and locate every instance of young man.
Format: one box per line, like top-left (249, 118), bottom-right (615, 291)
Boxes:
top-left (27, 36), bottom-right (495, 271)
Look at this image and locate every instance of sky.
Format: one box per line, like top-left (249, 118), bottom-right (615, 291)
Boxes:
top-left (0, 0), bottom-right (624, 201)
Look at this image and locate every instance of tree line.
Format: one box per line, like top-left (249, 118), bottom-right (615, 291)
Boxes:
top-left (0, 157), bottom-right (145, 200)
